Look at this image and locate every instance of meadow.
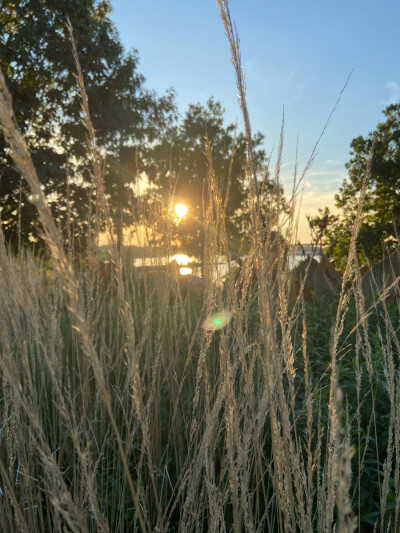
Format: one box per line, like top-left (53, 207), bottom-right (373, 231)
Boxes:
top-left (0, 5), bottom-right (399, 532)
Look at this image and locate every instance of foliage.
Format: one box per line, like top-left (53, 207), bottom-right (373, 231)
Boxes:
top-left (306, 207), bottom-right (338, 254)
top-left (0, 0), bottom-right (175, 250)
top-left (1, 246), bottom-right (399, 531)
top-left (292, 294), bottom-right (399, 531)
top-left (142, 97), bottom-right (287, 260)
top-left (324, 104), bottom-right (400, 270)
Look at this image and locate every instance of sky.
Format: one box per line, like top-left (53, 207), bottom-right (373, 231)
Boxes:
top-left (111, 0), bottom-right (400, 241)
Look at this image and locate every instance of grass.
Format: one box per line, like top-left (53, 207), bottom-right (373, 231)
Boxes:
top-left (0, 2), bottom-right (399, 531)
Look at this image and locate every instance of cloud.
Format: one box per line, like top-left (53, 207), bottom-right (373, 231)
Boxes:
top-left (385, 80), bottom-right (400, 105)
top-left (281, 166), bottom-right (346, 241)
top-left (284, 66), bottom-right (310, 102)
top-left (299, 189), bottom-right (337, 211)
top-left (304, 170), bottom-right (341, 178)
top-left (244, 57), bottom-right (264, 82)
top-left (281, 160), bottom-right (297, 169)
top-left (293, 189), bottom-right (338, 242)
top-left (279, 169), bottom-right (344, 191)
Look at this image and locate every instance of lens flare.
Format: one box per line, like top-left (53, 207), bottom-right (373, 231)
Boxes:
top-left (179, 267), bottom-right (192, 276)
top-left (202, 311), bottom-right (232, 331)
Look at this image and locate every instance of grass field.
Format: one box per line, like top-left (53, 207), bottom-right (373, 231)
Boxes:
top-left (0, 4), bottom-right (399, 532)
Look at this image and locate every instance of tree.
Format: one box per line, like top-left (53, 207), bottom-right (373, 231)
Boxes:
top-left (143, 98), bottom-right (286, 261)
top-left (323, 103), bottom-right (400, 271)
top-left (0, 0), bottom-right (175, 251)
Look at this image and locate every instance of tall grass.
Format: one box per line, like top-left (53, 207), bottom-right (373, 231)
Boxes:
top-left (0, 3), bottom-right (399, 532)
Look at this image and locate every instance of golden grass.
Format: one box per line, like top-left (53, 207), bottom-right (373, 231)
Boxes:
top-left (0, 3), bottom-right (399, 532)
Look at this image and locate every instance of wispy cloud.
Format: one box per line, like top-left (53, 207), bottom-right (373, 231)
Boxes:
top-left (279, 168), bottom-right (344, 190)
top-left (299, 189), bottom-right (337, 211)
top-left (305, 170), bottom-right (342, 178)
top-left (280, 164), bottom-right (344, 240)
top-left (384, 80), bottom-right (400, 105)
top-left (244, 57), bottom-right (264, 83)
top-left (294, 189), bottom-right (338, 241)
top-left (285, 66), bottom-right (310, 102)
top-left (281, 160), bottom-right (297, 169)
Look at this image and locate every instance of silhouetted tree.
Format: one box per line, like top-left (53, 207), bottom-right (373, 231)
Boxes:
top-left (0, 0), bottom-right (175, 251)
top-left (323, 104), bottom-right (400, 271)
top-left (143, 98), bottom-right (286, 261)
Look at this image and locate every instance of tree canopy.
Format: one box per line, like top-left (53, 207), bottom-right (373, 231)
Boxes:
top-left (0, 0), bottom-right (175, 250)
top-left (143, 98), bottom-right (286, 260)
top-left (322, 103), bottom-right (400, 270)
top-left (0, 3), bottom-right (285, 258)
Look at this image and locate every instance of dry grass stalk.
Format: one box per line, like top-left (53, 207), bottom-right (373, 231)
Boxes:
top-left (0, 6), bottom-right (398, 533)
top-left (0, 67), bottom-right (147, 532)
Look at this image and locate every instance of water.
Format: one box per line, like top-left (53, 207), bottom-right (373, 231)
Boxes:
top-left (132, 248), bottom-right (322, 283)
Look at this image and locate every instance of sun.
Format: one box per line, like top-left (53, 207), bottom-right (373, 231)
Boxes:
top-left (174, 203), bottom-right (188, 220)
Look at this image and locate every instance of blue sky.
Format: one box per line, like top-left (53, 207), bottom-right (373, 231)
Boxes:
top-left (111, 0), bottom-right (400, 240)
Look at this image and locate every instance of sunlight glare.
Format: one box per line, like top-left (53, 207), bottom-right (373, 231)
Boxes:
top-left (170, 254), bottom-right (191, 265)
top-left (175, 203), bottom-right (188, 220)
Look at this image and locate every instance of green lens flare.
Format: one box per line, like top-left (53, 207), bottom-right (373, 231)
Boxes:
top-left (203, 311), bottom-right (232, 331)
